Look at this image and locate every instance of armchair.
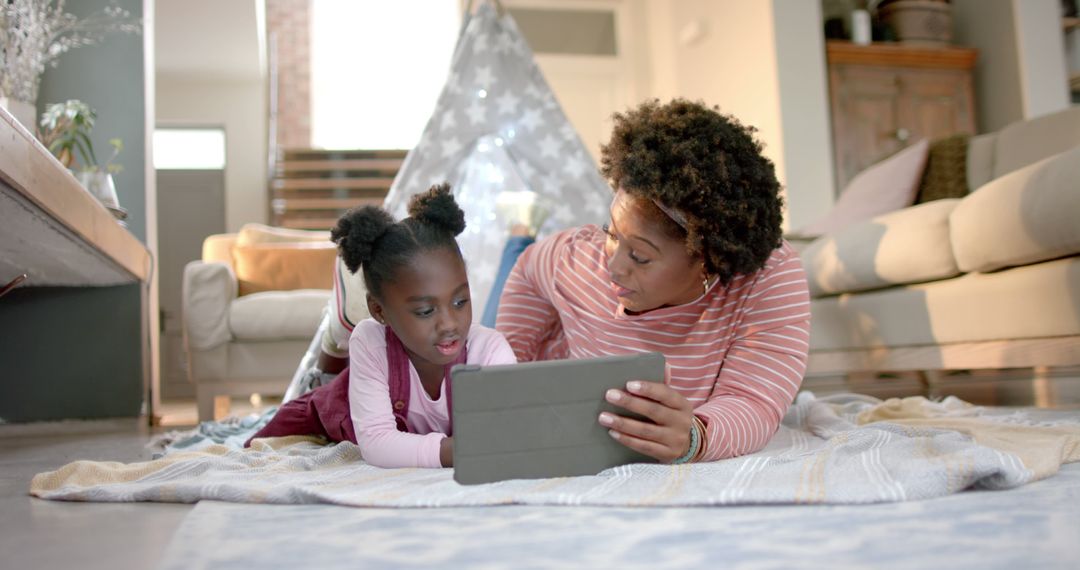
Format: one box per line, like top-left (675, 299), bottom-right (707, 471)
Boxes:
top-left (182, 224), bottom-right (335, 421)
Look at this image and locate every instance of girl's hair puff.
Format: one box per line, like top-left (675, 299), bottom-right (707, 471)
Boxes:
top-left (331, 183), bottom-right (466, 298)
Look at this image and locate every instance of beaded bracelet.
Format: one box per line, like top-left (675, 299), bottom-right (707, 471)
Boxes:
top-left (672, 419), bottom-right (701, 465)
top-left (691, 416), bottom-right (708, 462)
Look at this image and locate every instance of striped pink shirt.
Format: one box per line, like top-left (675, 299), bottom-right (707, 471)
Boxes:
top-left (495, 225), bottom-right (811, 461)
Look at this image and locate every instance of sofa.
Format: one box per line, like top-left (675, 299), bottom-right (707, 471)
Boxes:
top-left (182, 224), bottom-right (335, 421)
top-left (798, 106), bottom-right (1080, 381)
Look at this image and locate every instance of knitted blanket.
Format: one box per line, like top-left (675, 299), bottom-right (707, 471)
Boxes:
top-left (30, 394), bottom-right (1080, 506)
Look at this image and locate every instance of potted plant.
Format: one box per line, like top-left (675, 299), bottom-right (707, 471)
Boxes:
top-left (38, 99), bottom-right (125, 213)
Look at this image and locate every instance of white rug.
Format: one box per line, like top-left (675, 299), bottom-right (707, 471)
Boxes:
top-left (157, 463), bottom-right (1080, 569)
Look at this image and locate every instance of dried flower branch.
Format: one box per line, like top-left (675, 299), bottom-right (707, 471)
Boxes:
top-left (1, 0), bottom-right (142, 102)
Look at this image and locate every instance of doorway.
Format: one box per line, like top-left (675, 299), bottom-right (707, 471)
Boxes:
top-left (154, 127), bottom-right (227, 401)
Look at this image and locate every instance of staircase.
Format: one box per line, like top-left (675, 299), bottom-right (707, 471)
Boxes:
top-left (270, 149), bottom-right (408, 230)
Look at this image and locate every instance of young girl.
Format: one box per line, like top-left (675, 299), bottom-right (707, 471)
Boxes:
top-left (246, 184), bottom-right (517, 468)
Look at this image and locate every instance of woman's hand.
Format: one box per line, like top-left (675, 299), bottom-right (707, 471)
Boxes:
top-left (598, 376), bottom-right (695, 463)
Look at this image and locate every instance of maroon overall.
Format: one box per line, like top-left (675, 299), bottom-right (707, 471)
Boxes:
top-left (245, 328), bottom-right (467, 446)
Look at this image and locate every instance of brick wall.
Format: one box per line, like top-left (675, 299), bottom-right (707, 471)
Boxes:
top-left (266, 0), bottom-right (312, 149)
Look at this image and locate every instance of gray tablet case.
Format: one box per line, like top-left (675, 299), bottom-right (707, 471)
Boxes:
top-left (451, 352), bottom-right (665, 485)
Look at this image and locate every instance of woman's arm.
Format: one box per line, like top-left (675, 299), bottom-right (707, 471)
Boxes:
top-left (693, 253), bottom-right (811, 461)
top-left (603, 251), bottom-right (811, 462)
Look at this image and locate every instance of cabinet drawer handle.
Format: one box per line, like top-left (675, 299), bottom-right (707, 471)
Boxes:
top-left (893, 128), bottom-right (911, 142)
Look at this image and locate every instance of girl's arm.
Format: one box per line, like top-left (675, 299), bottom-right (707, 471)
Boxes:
top-left (438, 326), bottom-right (519, 467)
top-left (348, 323), bottom-right (446, 468)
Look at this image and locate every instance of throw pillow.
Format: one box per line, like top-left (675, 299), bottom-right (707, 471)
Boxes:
top-left (236, 223), bottom-right (331, 246)
top-left (797, 138), bottom-right (929, 237)
top-left (233, 242), bottom-right (337, 296)
top-left (915, 134), bottom-right (970, 204)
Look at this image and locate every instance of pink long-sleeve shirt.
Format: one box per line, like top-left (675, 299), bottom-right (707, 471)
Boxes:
top-left (495, 225), bottom-right (811, 461)
top-left (348, 319), bottom-right (517, 468)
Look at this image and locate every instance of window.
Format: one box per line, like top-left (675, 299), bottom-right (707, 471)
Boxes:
top-left (153, 128), bottom-right (226, 170)
top-left (310, 0), bottom-right (460, 149)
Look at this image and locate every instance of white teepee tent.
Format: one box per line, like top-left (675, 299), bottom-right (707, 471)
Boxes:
top-left (382, 1), bottom-right (611, 317)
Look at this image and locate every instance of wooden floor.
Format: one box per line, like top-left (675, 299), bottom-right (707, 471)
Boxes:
top-left (151, 366), bottom-right (1080, 428)
top-left (155, 395), bottom-right (283, 428)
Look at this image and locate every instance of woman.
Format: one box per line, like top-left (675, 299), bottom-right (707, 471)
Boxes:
top-left (496, 99), bottom-right (811, 464)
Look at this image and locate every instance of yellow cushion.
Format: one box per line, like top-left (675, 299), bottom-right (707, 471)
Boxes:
top-left (236, 223), bottom-right (331, 246)
top-left (232, 242), bottom-right (337, 296)
top-left (202, 234), bottom-right (238, 265)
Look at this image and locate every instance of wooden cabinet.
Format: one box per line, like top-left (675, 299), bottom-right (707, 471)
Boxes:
top-left (826, 41), bottom-right (977, 191)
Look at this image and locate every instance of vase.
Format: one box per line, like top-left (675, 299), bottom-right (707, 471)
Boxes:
top-left (0, 96), bottom-right (38, 132)
top-left (877, 0), bottom-right (953, 47)
top-left (76, 171), bottom-right (120, 210)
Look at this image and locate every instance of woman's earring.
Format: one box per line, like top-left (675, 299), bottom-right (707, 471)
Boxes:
top-left (703, 274), bottom-right (710, 295)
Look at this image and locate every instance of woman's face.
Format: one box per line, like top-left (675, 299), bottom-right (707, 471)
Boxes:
top-left (603, 188), bottom-right (705, 313)
top-left (367, 247), bottom-right (472, 370)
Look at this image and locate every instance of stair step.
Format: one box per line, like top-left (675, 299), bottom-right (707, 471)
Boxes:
top-left (273, 177), bottom-right (395, 191)
top-left (278, 158), bottom-right (404, 174)
top-left (281, 148), bottom-right (408, 161)
top-left (279, 217), bottom-right (348, 230)
top-left (272, 197), bottom-right (385, 212)
top-left (271, 148), bottom-right (407, 231)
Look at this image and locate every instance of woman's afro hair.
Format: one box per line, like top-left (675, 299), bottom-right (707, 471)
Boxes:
top-left (600, 98), bottom-right (784, 284)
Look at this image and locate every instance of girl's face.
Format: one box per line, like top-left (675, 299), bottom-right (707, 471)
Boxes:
top-left (603, 188), bottom-right (705, 313)
top-left (368, 247), bottom-right (472, 370)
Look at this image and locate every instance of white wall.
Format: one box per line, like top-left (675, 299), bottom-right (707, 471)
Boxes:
top-left (641, 0), bottom-right (834, 231)
top-left (1012, 0), bottom-right (1070, 118)
top-left (155, 0), bottom-right (267, 232)
top-left (772, 0), bottom-right (835, 231)
top-left (954, 0), bottom-right (1069, 132)
top-left (155, 75), bottom-right (267, 231)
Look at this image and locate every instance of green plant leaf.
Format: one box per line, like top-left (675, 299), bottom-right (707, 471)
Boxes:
top-left (73, 136), bottom-right (96, 170)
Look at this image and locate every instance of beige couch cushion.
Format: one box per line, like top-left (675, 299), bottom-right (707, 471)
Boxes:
top-left (810, 255), bottom-right (1080, 351)
top-left (992, 106), bottom-right (1080, 180)
top-left (965, 132), bottom-right (997, 192)
top-left (233, 242), bottom-right (337, 296)
top-left (951, 146), bottom-right (1080, 274)
top-left (802, 199), bottom-right (961, 297)
top-left (229, 289), bottom-right (330, 341)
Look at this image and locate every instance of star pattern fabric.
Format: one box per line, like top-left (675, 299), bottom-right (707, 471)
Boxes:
top-left (382, 2), bottom-right (611, 318)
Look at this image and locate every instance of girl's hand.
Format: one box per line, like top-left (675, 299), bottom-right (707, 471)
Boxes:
top-left (440, 436), bottom-right (454, 468)
top-left (598, 374), bottom-right (695, 463)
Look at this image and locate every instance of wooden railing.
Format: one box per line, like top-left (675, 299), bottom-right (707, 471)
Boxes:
top-left (269, 148), bottom-right (407, 230)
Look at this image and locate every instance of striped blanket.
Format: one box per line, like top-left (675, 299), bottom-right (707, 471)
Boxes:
top-left (30, 393), bottom-right (1080, 507)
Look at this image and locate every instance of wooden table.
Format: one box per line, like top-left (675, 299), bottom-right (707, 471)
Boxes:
top-left (0, 106), bottom-right (153, 422)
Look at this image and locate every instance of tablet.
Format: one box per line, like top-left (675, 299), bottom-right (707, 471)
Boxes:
top-left (450, 352), bottom-right (665, 485)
